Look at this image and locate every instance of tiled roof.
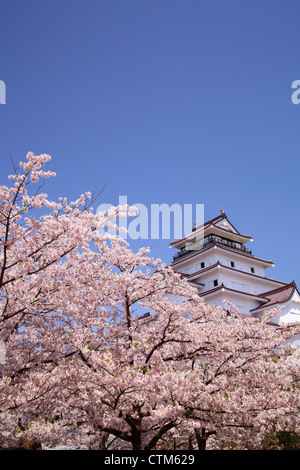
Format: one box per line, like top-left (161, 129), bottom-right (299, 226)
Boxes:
top-left (186, 261), bottom-right (286, 287)
top-left (203, 214), bottom-right (253, 240)
top-left (169, 211), bottom-right (252, 246)
top-left (250, 281), bottom-right (298, 312)
top-left (200, 283), bottom-right (268, 302)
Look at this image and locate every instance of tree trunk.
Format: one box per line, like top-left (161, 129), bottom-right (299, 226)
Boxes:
top-left (194, 428), bottom-right (216, 450)
top-left (131, 434), bottom-right (142, 450)
top-left (98, 433), bottom-right (109, 450)
top-left (195, 428), bottom-right (207, 450)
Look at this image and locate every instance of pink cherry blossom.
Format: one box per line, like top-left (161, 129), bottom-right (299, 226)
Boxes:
top-left (0, 153), bottom-right (299, 450)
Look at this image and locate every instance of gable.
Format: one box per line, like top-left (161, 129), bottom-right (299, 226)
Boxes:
top-left (292, 290), bottom-right (300, 304)
top-left (214, 218), bottom-right (240, 234)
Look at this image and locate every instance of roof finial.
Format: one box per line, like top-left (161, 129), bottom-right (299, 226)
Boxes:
top-left (220, 208), bottom-right (225, 216)
top-left (192, 221), bottom-right (197, 232)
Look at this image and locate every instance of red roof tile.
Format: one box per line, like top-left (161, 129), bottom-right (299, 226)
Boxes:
top-left (250, 282), bottom-right (298, 312)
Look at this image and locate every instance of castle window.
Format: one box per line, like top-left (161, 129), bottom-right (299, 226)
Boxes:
top-left (201, 262), bottom-right (205, 269)
top-left (251, 267), bottom-right (255, 273)
top-left (213, 279), bottom-right (218, 287)
top-left (231, 261), bottom-right (235, 267)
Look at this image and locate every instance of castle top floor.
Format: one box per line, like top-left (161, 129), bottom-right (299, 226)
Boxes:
top-left (170, 210), bottom-right (274, 272)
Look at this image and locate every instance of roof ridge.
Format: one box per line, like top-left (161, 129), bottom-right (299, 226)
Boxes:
top-left (186, 261), bottom-right (287, 286)
top-left (209, 222), bottom-right (253, 238)
top-left (204, 213), bottom-right (225, 226)
top-left (250, 281), bottom-right (298, 314)
top-left (201, 284), bottom-right (268, 301)
top-left (259, 281), bottom-right (296, 298)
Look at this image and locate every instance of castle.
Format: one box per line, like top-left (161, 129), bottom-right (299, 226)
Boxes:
top-left (169, 210), bottom-right (300, 346)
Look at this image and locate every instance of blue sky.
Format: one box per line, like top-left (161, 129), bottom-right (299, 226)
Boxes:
top-left (0, 0), bottom-right (299, 286)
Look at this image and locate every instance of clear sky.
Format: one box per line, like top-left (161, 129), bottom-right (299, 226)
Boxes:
top-left (0, 0), bottom-right (299, 286)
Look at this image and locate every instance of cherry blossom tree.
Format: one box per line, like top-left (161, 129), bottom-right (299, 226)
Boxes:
top-left (0, 151), bottom-right (134, 448)
top-left (171, 307), bottom-right (300, 450)
top-left (0, 152), bottom-right (299, 450)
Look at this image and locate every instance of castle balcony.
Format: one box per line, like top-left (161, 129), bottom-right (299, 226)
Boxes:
top-left (172, 235), bottom-right (252, 261)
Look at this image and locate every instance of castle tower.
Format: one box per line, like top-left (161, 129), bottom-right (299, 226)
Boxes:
top-left (169, 211), bottom-right (300, 330)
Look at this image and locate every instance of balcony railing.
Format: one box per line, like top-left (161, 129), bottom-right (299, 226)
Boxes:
top-left (173, 235), bottom-right (252, 261)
